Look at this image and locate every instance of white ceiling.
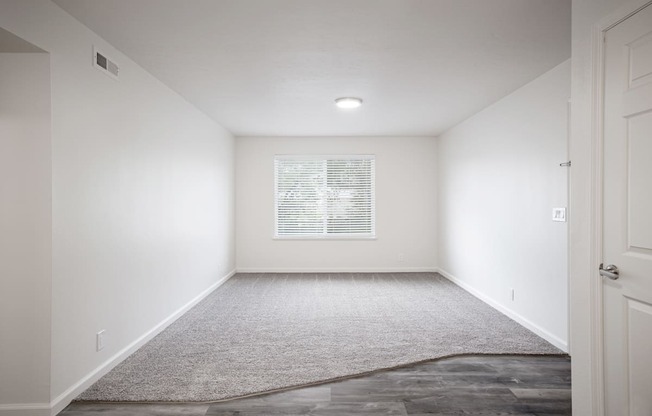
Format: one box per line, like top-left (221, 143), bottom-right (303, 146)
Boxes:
top-left (53, 0), bottom-right (570, 137)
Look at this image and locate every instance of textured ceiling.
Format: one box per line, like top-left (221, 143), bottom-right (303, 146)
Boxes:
top-left (53, 0), bottom-right (571, 137)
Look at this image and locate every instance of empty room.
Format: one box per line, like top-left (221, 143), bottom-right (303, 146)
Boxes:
top-left (1, 1), bottom-right (651, 415)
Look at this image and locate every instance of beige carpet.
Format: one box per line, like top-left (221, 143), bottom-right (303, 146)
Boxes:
top-left (77, 272), bottom-right (563, 402)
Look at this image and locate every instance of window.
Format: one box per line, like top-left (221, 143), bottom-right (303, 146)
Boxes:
top-left (274, 155), bottom-right (376, 238)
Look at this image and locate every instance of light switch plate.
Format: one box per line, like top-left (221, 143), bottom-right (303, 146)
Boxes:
top-left (552, 207), bottom-right (567, 222)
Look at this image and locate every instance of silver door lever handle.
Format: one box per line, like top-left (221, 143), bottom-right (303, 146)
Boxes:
top-left (599, 263), bottom-right (620, 280)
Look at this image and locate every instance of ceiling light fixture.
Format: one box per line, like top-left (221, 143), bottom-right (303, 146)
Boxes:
top-left (335, 97), bottom-right (363, 109)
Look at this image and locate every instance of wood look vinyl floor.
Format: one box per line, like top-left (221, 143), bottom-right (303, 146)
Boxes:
top-left (61, 355), bottom-right (571, 415)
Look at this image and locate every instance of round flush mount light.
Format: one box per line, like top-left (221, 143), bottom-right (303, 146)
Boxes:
top-left (335, 97), bottom-right (363, 109)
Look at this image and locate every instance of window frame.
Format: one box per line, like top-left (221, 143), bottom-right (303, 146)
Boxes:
top-left (273, 154), bottom-right (376, 240)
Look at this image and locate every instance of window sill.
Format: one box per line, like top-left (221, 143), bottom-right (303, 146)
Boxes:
top-left (273, 235), bottom-right (377, 241)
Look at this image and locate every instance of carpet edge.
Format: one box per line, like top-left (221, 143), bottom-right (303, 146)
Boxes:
top-left (73, 352), bottom-right (569, 405)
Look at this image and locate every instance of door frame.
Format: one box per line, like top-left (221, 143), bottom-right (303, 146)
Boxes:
top-left (587, 1), bottom-right (652, 414)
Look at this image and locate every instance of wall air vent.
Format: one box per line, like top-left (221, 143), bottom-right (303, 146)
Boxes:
top-left (93, 46), bottom-right (119, 79)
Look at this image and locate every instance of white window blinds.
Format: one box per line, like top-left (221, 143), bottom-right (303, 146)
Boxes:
top-left (274, 155), bottom-right (376, 238)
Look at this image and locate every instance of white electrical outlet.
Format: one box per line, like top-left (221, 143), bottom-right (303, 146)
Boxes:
top-left (96, 330), bottom-right (106, 351)
top-left (510, 288), bottom-right (515, 301)
top-left (398, 253), bottom-right (405, 263)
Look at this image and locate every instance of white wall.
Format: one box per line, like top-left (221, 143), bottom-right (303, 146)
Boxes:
top-left (0, 52), bottom-right (52, 407)
top-left (0, 1), bottom-right (235, 413)
top-left (236, 136), bottom-right (437, 272)
top-left (437, 60), bottom-right (570, 351)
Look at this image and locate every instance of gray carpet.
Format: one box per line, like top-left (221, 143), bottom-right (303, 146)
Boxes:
top-left (77, 272), bottom-right (563, 402)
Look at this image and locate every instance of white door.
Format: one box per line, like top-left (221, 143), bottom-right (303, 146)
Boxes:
top-left (603, 3), bottom-right (652, 415)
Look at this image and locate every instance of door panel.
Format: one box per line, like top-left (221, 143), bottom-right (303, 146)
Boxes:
top-left (629, 31), bottom-right (652, 87)
top-left (603, 4), bottom-right (652, 416)
top-left (629, 112), bottom-right (652, 251)
top-left (627, 298), bottom-right (652, 416)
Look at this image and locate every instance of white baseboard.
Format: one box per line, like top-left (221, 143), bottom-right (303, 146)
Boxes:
top-left (437, 268), bottom-right (568, 353)
top-left (235, 267), bottom-right (439, 273)
top-left (0, 403), bottom-right (50, 416)
top-left (48, 269), bottom-right (236, 416)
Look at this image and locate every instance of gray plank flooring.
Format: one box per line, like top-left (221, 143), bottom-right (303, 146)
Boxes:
top-left (61, 355), bottom-right (571, 415)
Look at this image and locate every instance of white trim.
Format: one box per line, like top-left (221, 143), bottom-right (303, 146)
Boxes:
top-left (0, 403), bottom-right (50, 416)
top-left (235, 267), bottom-right (438, 273)
top-left (589, 16), bottom-right (606, 416)
top-left (437, 268), bottom-right (568, 352)
top-left (274, 154), bottom-right (375, 160)
top-left (272, 236), bottom-right (377, 241)
top-left (587, 2), bottom-right (652, 415)
top-left (566, 98), bottom-right (572, 354)
top-left (49, 269), bottom-right (236, 416)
